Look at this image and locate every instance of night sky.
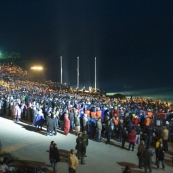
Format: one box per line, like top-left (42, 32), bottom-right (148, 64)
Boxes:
top-left (0, 0), bottom-right (173, 92)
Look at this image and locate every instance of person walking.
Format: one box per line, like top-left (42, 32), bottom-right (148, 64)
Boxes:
top-left (68, 149), bottom-right (79, 173)
top-left (50, 143), bottom-right (61, 173)
top-left (142, 145), bottom-right (153, 173)
top-left (96, 118), bottom-right (102, 142)
top-left (156, 143), bottom-right (165, 170)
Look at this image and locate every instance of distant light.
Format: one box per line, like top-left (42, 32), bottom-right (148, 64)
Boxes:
top-left (31, 66), bottom-right (43, 70)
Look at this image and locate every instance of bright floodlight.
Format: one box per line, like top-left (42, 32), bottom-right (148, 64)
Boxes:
top-left (31, 66), bottom-right (43, 70)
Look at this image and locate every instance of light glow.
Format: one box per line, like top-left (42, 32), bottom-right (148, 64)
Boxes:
top-left (31, 66), bottom-right (43, 70)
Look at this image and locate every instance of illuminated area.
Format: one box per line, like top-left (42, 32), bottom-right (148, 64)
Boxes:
top-left (31, 66), bottom-right (43, 70)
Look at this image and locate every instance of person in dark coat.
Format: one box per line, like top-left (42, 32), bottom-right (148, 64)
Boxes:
top-left (137, 140), bottom-right (145, 169)
top-left (106, 120), bottom-right (112, 144)
top-left (82, 130), bottom-right (88, 157)
top-left (50, 143), bottom-right (61, 173)
top-left (118, 119), bottom-right (124, 142)
top-left (46, 113), bottom-right (54, 136)
top-left (156, 143), bottom-right (165, 170)
top-left (53, 114), bottom-right (59, 136)
top-left (127, 121), bottom-right (134, 133)
top-left (75, 133), bottom-right (85, 164)
top-left (122, 127), bottom-right (128, 148)
top-left (142, 145), bottom-right (153, 173)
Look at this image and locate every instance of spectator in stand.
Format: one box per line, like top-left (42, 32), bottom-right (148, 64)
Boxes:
top-left (127, 121), bottom-right (134, 133)
top-left (138, 110), bottom-right (145, 129)
top-left (144, 115), bottom-right (151, 127)
top-left (132, 113), bottom-right (140, 127)
top-left (128, 126), bottom-right (136, 151)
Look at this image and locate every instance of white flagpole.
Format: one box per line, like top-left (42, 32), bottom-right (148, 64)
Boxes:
top-left (60, 56), bottom-right (62, 84)
top-left (95, 57), bottom-right (96, 92)
top-left (77, 57), bottom-right (79, 89)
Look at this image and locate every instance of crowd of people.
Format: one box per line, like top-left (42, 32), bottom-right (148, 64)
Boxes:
top-left (0, 62), bottom-right (173, 173)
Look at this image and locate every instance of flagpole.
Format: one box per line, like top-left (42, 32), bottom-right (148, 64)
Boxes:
top-left (77, 57), bottom-right (79, 89)
top-left (95, 57), bottom-right (96, 92)
top-left (60, 56), bottom-right (62, 84)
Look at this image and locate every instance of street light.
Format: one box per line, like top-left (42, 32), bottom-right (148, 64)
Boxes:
top-left (30, 66), bottom-right (43, 82)
top-left (31, 66), bottom-right (43, 70)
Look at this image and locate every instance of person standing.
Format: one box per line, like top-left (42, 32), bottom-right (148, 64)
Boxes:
top-left (156, 143), bottom-right (165, 170)
top-left (75, 133), bottom-right (85, 164)
top-left (74, 111), bottom-right (80, 136)
top-left (128, 126), bottom-right (136, 151)
top-left (68, 149), bottom-right (79, 173)
top-left (82, 130), bottom-right (88, 157)
top-left (96, 118), bottom-right (102, 142)
top-left (135, 123), bottom-right (141, 145)
top-left (142, 146), bottom-right (153, 173)
top-left (13, 102), bottom-right (21, 123)
top-left (160, 126), bottom-right (169, 151)
top-left (118, 119), bottom-right (124, 142)
top-left (64, 113), bottom-right (70, 135)
top-left (46, 113), bottom-right (54, 136)
top-left (106, 120), bottom-right (112, 144)
top-left (122, 127), bottom-right (128, 148)
top-left (137, 140), bottom-right (145, 169)
top-left (50, 143), bottom-right (61, 173)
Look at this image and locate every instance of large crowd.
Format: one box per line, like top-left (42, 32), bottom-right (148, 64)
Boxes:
top-left (0, 62), bottom-right (173, 173)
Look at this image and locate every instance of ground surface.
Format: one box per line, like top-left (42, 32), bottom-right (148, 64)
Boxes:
top-left (0, 116), bottom-right (173, 173)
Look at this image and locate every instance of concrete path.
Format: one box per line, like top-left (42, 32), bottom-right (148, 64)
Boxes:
top-left (0, 116), bottom-right (173, 173)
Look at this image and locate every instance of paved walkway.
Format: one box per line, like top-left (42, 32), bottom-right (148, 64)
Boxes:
top-left (0, 116), bottom-right (173, 173)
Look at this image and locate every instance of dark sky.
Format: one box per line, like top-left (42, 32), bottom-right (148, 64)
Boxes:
top-left (0, 0), bottom-right (173, 92)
